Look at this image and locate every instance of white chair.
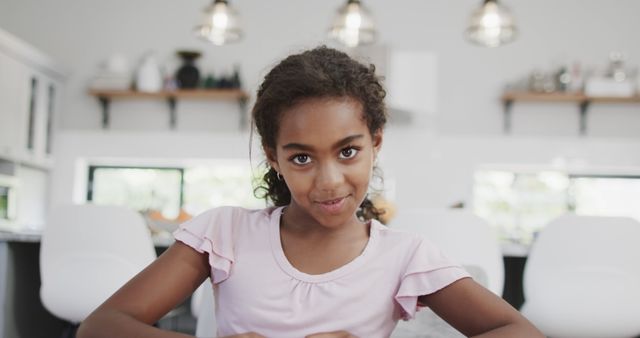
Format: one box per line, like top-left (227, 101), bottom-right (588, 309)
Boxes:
top-left (389, 208), bottom-right (505, 338)
top-left (40, 204), bottom-right (156, 324)
top-left (521, 214), bottom-right (640, 338)
top-left (389, 208), bottom-right (504, 294)
top-left (192, 279), bottom-right (217, 337)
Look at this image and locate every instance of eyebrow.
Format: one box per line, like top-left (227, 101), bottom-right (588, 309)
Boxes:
top-left (282, 134), bottom-right (364, 152)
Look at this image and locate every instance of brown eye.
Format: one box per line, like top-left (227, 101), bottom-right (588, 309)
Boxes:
top-left (339, 147), bottom-right (358, 159)
top-left (292, 154), bottom-right (311, 165)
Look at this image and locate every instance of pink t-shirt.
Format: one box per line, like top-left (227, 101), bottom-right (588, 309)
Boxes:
top-left (173, 206), bottom-right (469, 338)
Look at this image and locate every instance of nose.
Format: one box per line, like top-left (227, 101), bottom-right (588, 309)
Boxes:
top-left (315, 162), bottom-right (344, 192)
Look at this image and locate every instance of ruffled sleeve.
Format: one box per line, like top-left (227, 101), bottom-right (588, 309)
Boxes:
top-left (173, 206), bottom-right (237, 284)
top-left (394, 238), bottom-right (470, 320)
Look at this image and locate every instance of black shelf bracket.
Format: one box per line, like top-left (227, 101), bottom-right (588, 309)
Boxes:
top-left (167, 97), bottom-right (177, 129)
top-left (238, 96), bottom-right (249, 130)
top-left (98, 97), bottom-right (110, 129)
top-left (579, 100), bottom-right (590, 136)
top-left (503, 99), bottom-right (514, 134)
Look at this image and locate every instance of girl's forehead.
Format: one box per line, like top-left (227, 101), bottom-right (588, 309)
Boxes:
top-left (276, 97), bottom-right (369, 147)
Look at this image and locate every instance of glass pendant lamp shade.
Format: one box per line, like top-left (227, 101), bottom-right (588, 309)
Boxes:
top-left (194, 0), bottom-right (242, 46)
top-left (466, 0), bottom-right (517, 47)
top-left (328, 0), bottom-right (377, 48)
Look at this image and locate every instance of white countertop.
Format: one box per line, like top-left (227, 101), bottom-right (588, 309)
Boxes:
top-left (500, 242), bottom-right (531, 257)
top-left (0, 230), bottom-right (42, 243)
top-left (0, 229), bottom-right (176, 247)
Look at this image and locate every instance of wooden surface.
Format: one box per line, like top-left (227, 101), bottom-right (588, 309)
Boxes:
top-left (589, 95), bottom-right (640, 103)
top-left (88, 89), bottom-right (249, 100)
top-left (502, 91), bottom-right (640, 103)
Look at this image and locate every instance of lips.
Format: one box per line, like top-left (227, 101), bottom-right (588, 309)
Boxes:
top-left (316, 196), bottom-right (348, 214)
top-left (318, 197), bottom-right (344, 204)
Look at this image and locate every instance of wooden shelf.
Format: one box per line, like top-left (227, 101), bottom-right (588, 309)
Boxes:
top-left (89, 89), bottom-right (248, 100)
top-left (89, 89), bottom-right (250, 129)
top-left (502, 92), bottom-right (586, 102)
top-left (589, 96), bottom-right (640, 103)
top-left (501, 91), bottom-right (640, 135)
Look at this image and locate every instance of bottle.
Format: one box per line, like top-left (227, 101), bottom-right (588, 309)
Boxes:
top-left (556, 66), bottom-right (571, 92)
top-left (231, 65), bottom-right (242, 89)
top-left (568, 62), bottom-right (584, 93)
top-left (203, 73), bottom-right (217, 89)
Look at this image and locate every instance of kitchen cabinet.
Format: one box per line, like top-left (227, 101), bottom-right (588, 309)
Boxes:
top-left (0, 27), bottom-right (66, 232)
top-left (0, 28), bottom-right (66, 170)
top-left (0, 50), bottom-right (28, 162)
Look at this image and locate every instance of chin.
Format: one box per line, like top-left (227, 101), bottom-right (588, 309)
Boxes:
top-left (310, 202), bottom-right (359, 228)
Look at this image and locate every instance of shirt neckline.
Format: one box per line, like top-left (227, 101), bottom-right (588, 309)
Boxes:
top-left (269, 206), bottom-right (379, 283)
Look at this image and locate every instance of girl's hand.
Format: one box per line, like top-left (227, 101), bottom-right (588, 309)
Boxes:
top-left (305, 331), bottom-right (358, 338)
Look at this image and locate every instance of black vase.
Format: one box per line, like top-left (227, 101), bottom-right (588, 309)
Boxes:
top-left (176, 51), bottom-right (201, 89)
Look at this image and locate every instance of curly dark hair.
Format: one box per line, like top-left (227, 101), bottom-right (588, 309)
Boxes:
top-left (252, 46), bottom-right (387, 222)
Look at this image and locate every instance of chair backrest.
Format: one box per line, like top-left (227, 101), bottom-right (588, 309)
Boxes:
top-left (194, 279), bottom-right (217, 337)
top-left (389, 208), bottom-right (504, 295)
top-left (521, 214), bottom-right (640, 337)
top-left (524, 214), bottom-right (640, 300)
top-left (40, 204), bottom-right (156, 323)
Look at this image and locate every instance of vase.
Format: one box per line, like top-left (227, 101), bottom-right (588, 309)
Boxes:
top-left (135, 54), bottom-right (163, 93)
top-left (175, 50), bottom-right (201, 89)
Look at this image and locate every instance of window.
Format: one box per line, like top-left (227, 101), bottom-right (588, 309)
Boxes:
top-left (88, 166), bottom-right (184, 218)
top-left (0, 186), bottom-right (9, 219)
top-left (570, 175), bottom-right (640, 220)
top-left (181, 163), bottom-right (265, 215)
top-left (473, 170), bottom-right (568, 245)
top-left (473, 169), bottom-right (640, 246)
top-left (87, 161), bottom-right (266, 221)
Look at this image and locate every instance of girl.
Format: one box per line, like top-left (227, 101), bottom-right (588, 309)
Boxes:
top-left (78, 46), bottom-right (543, 338)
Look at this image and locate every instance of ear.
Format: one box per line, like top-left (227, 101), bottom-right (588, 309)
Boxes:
top-left (264, 146), bottom-right (281, 173)
top-left (372, 129), bottom-right (383, 159)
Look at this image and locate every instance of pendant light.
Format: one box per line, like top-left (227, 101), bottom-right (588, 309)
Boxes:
top-left (194, 0), bottom-right (242, 46)
top-left (466, 0), bottom-right (517, 47)
top-left (328, 0), bottom-right (377, 48)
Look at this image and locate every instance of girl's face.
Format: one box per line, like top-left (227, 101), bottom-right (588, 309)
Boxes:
top-left (266, 96), bottom-right (382, 229)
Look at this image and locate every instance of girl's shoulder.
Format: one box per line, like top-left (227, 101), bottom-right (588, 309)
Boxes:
top-left (172, 206), bottom-right (281, 284)
top-left (370, 219), bottom-right (425, 248)
top-left (173, 205), bottom-right (280, 243)
top-left (186, 205), bottom-right (279, 227)
top-left (370, 220), bottom-right (457, 266)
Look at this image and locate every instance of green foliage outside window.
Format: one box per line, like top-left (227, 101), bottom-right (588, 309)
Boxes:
top-left (88, 162), bottom-right (267, 223)
top-left (473, 170), bottom-right (640, 246)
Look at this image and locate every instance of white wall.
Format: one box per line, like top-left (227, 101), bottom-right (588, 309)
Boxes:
top-left (1, 0), bottom-right (640, 135)
top-left (382, 131), bottom-right (640, 209)
top-left (49, 131), bottom-right (256, 208)
top-left (2, 0), bottom-right (640, 216)
top-left (51, 130), bottom-right (640, 213)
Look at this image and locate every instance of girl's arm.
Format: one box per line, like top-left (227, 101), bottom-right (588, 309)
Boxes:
top-left (419, 278), bottom-right (544, 338)
top-left (77, 241), bottom-right (210, 338)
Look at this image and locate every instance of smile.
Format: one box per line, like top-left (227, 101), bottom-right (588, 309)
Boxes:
top-left (316, 196), bottom-right (349, 214)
